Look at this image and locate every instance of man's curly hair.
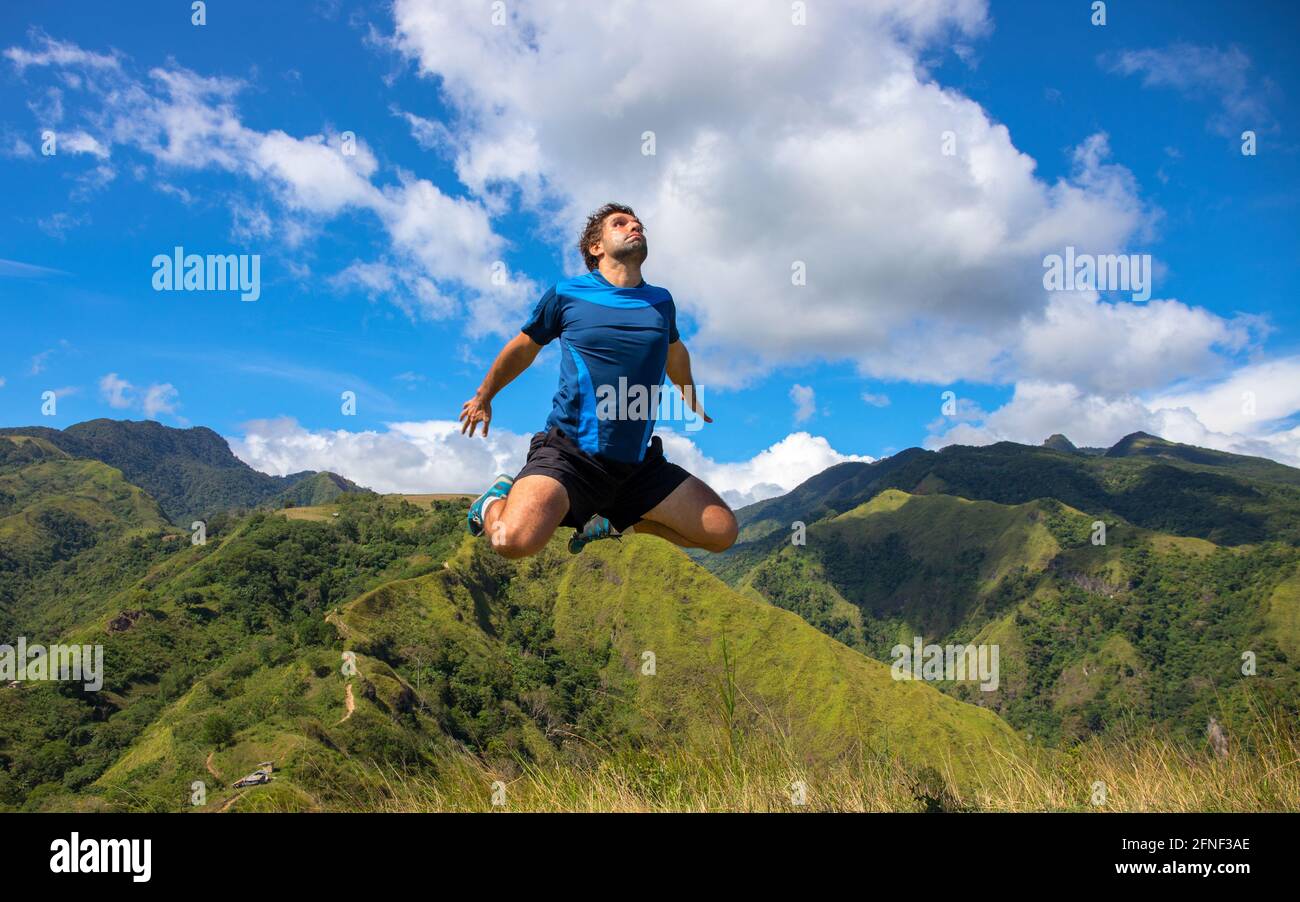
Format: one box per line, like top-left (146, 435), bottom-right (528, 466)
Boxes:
top-left (579, 202), bottom-right (642, 271)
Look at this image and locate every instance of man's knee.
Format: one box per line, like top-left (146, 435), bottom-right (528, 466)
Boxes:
top-left (701, 508), bottom-right (738, 553)
top-left (487, 517), bottom-right (554, 559)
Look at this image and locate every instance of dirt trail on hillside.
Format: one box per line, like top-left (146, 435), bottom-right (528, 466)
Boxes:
top-left (218, 791), bottom-right (247, 813)
top-left (337, 682), bottom-right (355, 724)
top-left (205, 750), bottom-right (221, 781)
top-left (325, 610), bottom-right (350, 638)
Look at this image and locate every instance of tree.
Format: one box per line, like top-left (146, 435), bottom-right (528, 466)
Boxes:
top-left (201, 712), bottom-right (235, 748)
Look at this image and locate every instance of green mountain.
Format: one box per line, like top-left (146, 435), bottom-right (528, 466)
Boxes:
top-left (0, 435), bottom-right (171, 634)
top-left (1042, 433), bottom-right (1078, 453)
top-left (1104, 431), bottom-right (1300, 487)
top-left (703, 434), bottom-right (1300, 745)
top-left (724, 432), bottom-right (1300, 554)
top-left (4, 422), bottom-right (1297, 811)
top-left (274, 471), bottom-right (365, 509)
top-left (0, 419), bottom-right (370, 525)
top-left (0, 474), bottom-right (1018, 812)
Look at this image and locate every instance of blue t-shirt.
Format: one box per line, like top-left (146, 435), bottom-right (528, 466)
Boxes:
top-left (522, 269), bottom-right (680, 464)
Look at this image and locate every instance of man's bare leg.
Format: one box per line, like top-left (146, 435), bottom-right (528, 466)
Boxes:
top-left (628, 476), bottom-right (738, 553)
top-left (627, 519), bottom-right (704, 548)
top-left (482, 474), bottom-right (570, 559)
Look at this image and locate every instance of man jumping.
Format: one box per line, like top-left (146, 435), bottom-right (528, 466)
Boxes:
top-left (458, 202), bottom-right (738, 559)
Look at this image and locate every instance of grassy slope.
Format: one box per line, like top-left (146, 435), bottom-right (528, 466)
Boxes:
top-left (4, 478), bottom-right (1294, 811)
top-left (0, 437), bottom-right (172, 630)
top-left (739, 490), bottom-right (1067, 644)
top-left (2, 493), bottom-right (471, 811)
top-left (91, 645), bottom-right (449, 813)
top-left (273, 471), bottom-right (372, 509)
top-left (1265, 571), bottom-right (1300, 661)
top-left (729, 485), bottom-right (1298, 743)
top-left (75, 526), bottom-right (1022, 810)
top-left (548, 534), bottom-right (1021, 776)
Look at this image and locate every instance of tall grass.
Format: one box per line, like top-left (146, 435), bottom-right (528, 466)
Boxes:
top-left (310, 699), bottom-right (1300, 813)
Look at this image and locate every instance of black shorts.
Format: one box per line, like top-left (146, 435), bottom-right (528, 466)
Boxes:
top-left (514, 427), bottom-right (693, 532)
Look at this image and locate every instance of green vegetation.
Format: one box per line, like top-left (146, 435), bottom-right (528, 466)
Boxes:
top-left (0, 419), bottom-right (369, 524)
top-left (0, 488), bottom-right (466, 810)
top-left (709, 437), bottom-right (1300, 754)
top-left (2, 423), bottom-right (1298, 812)
top-left (275, 688), bottom-right (1300, 813)
top-left (726, 433), bottom-right (1300, 548)
top-left (1, 481), bottom-right (1019, 812)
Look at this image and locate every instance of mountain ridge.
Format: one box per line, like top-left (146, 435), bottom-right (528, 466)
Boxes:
top-left (0, 419), bottom-right (370, 524)
top-left (722, 431), bottom-right (1300, 554)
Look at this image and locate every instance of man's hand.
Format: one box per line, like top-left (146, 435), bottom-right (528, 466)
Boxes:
top-left (681, 385), bottom-right (713, 424)
top-left (459, 332), bottom-right (544, 439)
top-left (460, 392), bottom-right (492, 437)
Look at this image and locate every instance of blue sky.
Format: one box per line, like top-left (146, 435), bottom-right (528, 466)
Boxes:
top-left (2, 0), bottom-right (1298, 503)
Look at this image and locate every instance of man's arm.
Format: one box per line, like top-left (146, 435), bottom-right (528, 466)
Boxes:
top-left (665, 339), bottom-right (712, 423)
top-left (460, 332), bottom-right (544, 437)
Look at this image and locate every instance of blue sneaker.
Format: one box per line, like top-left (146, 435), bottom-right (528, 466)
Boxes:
top-left (467, 474), bottom-right (514, 537)
top-left (568, 515), bottom-right (620, 554)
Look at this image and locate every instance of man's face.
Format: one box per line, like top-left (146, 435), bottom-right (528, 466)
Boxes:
top-left (597, 212), bottom-right (647, 265)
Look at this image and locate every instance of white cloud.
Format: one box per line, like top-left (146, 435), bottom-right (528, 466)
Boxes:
top-left (331, 259), bottom-right (457, 320)
top-left (3, 34), bottom-right (536, 329)
top-left (72, 163), bottom-right (116, 199)
top-left (9, 14), bottom-right (1300, 473)
top-left (925, 360), bottom-right (1300, 467)
top-left (252, 129), bottom-right (381, 214)
top-left (228, 417), bottom-right (532, 494)
top-left (156, 182), bottom-right (194, 204)
top-left (789, 383), bottom-right (816, 423)
top-left (62, 130), bottom-right (109, 158)
top-left (30, 340), bottom-right (70, 375)
top-left (229, 200), bottom-right (272, 242)
top-left (0, 258), bottom-right (69, 278)
top-left (1101, 43), bottom-right (1275, 137)
top-left (1149, 357), bottom-right (1300, 437)
top-left (926, 381), bottom-right (1151, 450)
top-left (228, 417), bottom-right (871, 507)
top-left (36, 211), bottom-right (88, 238)
top-left (392, 105), bottom-right (451, 152)
top-left (97, 372), bottom-right (181, 419)
top-left (142, 382), bottom-right (179, 417)
top-left (386, 0), bottom-right (1152, 386)
top-left (1015, 294), bottom-right (1260, 394)
top-left (2, 133), bottom-right (35, 158)
top-left (4, 32), bottom-right (121, 72)
top-left (99, 372), bottom-right (133, 408)
top-left (655, 429), bottom-right (874, 508)
top-left (28, 86), bottom-right (63, 124)
top-left (861, 391), bottom-right (891, 407)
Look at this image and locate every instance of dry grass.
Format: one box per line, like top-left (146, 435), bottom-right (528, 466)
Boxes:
top-left (315, 703), bottom-right (1300, 813)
